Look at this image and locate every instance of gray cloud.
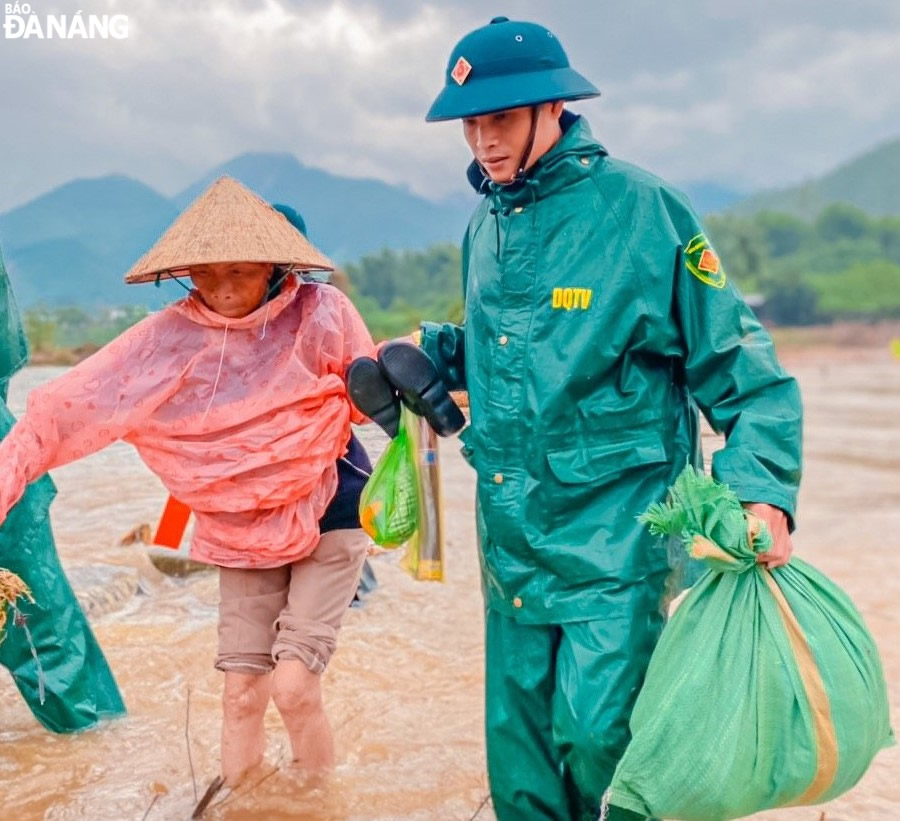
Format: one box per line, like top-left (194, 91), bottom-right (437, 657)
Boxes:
top-left (1, 0), bottom-right (899, 212)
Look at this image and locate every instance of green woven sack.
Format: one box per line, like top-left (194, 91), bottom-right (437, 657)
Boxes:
top-left (359, 406), bottom-right (420, 547)
top-left (604, 466), bottom-right (894, 821)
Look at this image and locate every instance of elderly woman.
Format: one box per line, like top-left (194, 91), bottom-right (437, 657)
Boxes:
top-left (0, 178), bottom-right (377, 790)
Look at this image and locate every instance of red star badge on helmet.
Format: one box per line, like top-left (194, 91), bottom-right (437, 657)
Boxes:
top-left (451, 56), bottom-right (473, 86)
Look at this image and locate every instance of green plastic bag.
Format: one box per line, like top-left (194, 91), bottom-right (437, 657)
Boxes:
top-left (604, 466), bottom-right (893, 821)
top-left (359, 406), bottom-right (420, 548)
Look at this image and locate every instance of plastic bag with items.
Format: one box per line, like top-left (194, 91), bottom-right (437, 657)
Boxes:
top-left (359, 406), bottom-right (420, 548)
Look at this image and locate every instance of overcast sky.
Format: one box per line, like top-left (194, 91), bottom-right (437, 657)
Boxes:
top-left (2, 0), bottom-right (900, 212)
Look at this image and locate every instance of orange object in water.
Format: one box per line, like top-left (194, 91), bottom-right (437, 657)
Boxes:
top-left (153, 496), bottom-right (192, 549)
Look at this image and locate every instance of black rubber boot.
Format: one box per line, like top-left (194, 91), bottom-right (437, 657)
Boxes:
top-left (378, 341), bottom-right (466, 437)
top-left (346, 356), bottom-right (401, 438)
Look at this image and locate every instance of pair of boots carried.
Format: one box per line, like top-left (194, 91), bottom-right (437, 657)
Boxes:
top-left (347, 342), bottom-right (465, 439)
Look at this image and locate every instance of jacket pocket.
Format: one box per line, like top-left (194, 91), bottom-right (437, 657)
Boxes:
top-left (545, 432), bottom-right (668, 486)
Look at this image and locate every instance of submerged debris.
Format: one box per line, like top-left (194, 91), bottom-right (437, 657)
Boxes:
top-left (191, 776), bottom-right (225, 819)
top-left (0, 569), bottom-right (34, 642)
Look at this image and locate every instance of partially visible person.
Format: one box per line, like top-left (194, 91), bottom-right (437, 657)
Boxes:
top-left (0, 240), bottom-right (125, 733)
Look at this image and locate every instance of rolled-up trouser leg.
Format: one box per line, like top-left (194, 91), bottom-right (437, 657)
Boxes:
top-left (272, 529), bottom-right (369, 673)
top-left (551, 608), bottom-right (664, 816)
top-left (216, 530), bottom-right (369, 676)
top-left (216, 564), bottom-right (289, 675)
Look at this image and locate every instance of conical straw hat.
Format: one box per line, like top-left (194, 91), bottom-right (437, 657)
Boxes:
top-left (124, 176), bottom-right (334, 284)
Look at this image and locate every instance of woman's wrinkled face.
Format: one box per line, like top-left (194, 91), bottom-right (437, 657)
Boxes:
top-left (188, 262), bottom-right (274, 318)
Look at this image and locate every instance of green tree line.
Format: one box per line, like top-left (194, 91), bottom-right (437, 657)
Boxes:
top-left (347, 206), bottom-right (900, 332)
top-left (343, 243), bottom-right (464, 339)
top-left (24, 305), bottom-right (149, 356)
top-left (21, 203), bottom-right (900, 357)
top-left (706, 204), bottom-right (900, 325)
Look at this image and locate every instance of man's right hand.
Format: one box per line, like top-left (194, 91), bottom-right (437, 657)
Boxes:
top-left (377, 342), bottom-right (466, 437)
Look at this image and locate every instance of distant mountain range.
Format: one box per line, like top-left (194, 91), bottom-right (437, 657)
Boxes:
top-left (0, 155), bottom-right (477, 309)
top-left (0, 176), bottom-right (182, 308)
top-left (171, 153), bottom-right (477, 262)
top-left (679, 182), bottom-right (744, 215)
top-left (1, 137), bottom-right (898, 307)
top-left (728, 138), bottom-right (900, 219)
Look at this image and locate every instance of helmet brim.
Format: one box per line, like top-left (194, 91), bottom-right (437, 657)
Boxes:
top-left (425, 67), bottom-right (600, 122)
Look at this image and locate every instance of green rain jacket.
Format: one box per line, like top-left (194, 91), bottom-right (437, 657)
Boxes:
top-left (0, 250), bottom-right (125, 732)
top-left (421, 112), bottom-right (802, 625)
top-left (0, 256), bottom-right (28, 404)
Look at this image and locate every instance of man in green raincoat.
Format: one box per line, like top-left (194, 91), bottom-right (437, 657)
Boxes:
top-left (0, 244), bottom-right (124, 733)
top-left (416, 16), bottom-right (802, 821)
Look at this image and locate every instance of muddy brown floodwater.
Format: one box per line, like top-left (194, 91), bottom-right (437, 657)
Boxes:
top-left (1, 351), bottom-right (898, 820)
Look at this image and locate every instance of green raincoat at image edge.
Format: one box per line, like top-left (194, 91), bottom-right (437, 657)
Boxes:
top-left (0, 247), bottom-right (125, 733)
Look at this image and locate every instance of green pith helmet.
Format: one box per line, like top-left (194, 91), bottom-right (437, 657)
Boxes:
top-left (425, 16), bottom-right (600, 122)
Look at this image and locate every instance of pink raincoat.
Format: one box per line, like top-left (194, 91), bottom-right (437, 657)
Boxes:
top-left (0, 275), bottom-right (376, 568)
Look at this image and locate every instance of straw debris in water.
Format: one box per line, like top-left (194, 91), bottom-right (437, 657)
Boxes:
top-left (0, 569), bottom-right (34, 642)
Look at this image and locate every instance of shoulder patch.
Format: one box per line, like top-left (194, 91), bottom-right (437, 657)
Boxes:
top-left (685, 234), bottom-right (726, 289)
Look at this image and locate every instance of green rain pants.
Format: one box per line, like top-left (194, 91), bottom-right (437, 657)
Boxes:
top-left (0, 400), bottom-right (125, 733)
top-left (485, 607), bottom-right (663, 821)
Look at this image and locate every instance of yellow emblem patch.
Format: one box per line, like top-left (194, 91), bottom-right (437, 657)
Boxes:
top-left (685, 234), bottom-right (727, 289)
top-left (552, 287), bottom-right (593, 310)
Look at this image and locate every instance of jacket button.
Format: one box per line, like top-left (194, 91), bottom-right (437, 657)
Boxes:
top-left (513, 206), bottom-right (524, 214)
top-left (513, 597), bottom-right (523, 608)
top-left (498, 335), bottom-right (509, 346)
top-left (580, 157), bottom-right (590, 165)
top-left (493, 473), bottom-right (504, 484)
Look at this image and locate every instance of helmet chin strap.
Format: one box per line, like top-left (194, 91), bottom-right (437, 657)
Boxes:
top-left (478, 105), bottom-right (540, 187)
top-left (514, 105), bottom-right (540, 183)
